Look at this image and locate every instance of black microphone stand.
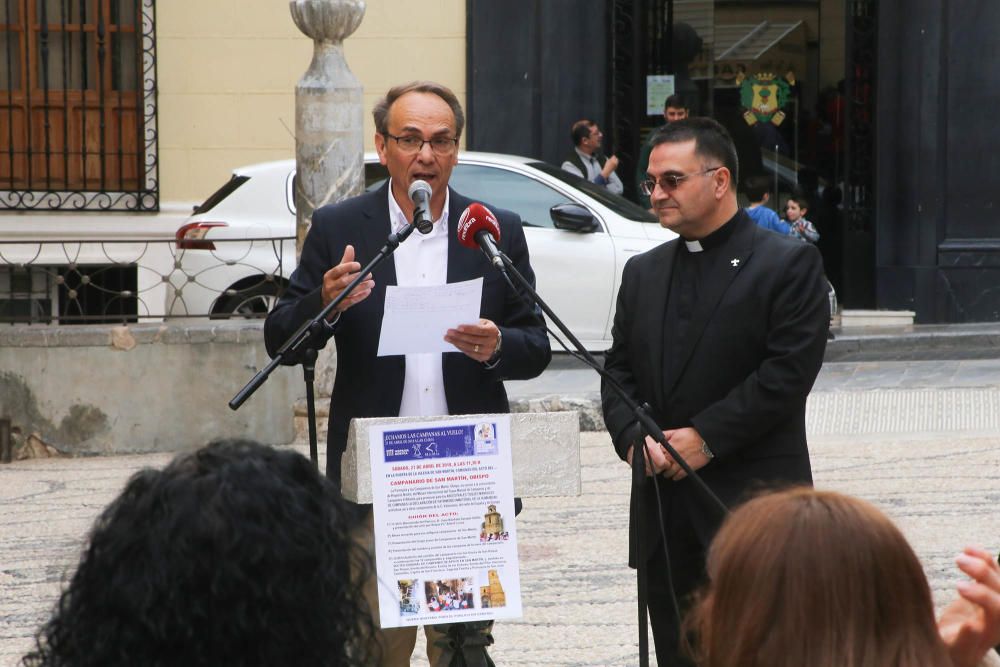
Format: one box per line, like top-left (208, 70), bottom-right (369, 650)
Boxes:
top-left (229, 214), bottom-right (425, 468)
top-left (496, 251), bottom-right (728, 667)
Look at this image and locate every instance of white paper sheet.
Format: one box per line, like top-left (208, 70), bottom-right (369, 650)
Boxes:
top-left (376, 278), bottom-right (483, 356)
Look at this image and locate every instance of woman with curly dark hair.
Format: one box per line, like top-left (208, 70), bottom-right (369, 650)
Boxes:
top-left (23, 439), bottom-right (376, 666)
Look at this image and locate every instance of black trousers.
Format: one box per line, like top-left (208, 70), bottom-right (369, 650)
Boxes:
top-left (642, 504), bottom-right (707, 667)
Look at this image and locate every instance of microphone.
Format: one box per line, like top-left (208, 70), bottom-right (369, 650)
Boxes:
top-left (407, 180), bottom-right (434, 234)
top-left (457, 203), bottom-right (504, 270)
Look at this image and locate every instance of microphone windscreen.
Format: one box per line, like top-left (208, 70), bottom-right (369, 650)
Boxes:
top-left (408, 179), bottom-right (432, 202)
top-left (457, 203), bottom-right (501, 249)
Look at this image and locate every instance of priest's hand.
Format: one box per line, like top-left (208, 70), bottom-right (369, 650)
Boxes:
top-left (661, 427), bottom-right (710, 481)
top-left (626, 436), bottom-right (672, 477)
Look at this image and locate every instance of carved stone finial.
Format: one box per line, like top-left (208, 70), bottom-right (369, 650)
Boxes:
top-left (290, 0), bottom-right (365, 44)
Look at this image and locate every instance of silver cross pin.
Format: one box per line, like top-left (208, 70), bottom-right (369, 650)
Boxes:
top-left (730, 258), bottom-right (740, 267)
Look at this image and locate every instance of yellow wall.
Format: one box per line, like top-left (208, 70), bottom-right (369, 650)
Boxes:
top-left (157, 0), bottom-right (466, 203)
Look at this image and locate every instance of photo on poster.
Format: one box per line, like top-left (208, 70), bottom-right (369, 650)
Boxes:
top-left (480, 503), bottom-right (510, 543)
top-left (478, 569), bottom-right (507, 609)
top-left (424, 577), bottom-right (475, 613)
top-left (397, 579), bottom-right (421, 617)
top-left (474, 421), bottom-right (497, 455)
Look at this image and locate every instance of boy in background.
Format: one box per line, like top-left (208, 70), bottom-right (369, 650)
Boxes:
top-left (785, 193), bottom-right (820, 243)
top-left (743, 174), bottom-right (790, 235)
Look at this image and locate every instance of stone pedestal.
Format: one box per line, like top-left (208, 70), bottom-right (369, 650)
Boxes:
top-left (290, 0), bottom-right (366, 243)
top-left (289, 0), bottom-right (366, 395)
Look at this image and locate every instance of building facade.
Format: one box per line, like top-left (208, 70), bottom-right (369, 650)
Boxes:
top-left (2, 0), bottom-right (997, 323)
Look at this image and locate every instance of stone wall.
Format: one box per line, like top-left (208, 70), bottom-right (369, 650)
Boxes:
top-left (0, 321), bottom-right (296, 456)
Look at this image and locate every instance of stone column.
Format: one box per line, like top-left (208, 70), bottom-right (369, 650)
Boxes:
top-left (290, 0), bottom-right (366, 252)
top-left (290, 0), bottom-right (366, 397)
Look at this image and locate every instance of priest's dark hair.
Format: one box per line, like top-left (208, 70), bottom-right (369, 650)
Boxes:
top-left (648, 117), bottom-right (739, 186)
top-left (23, 439), bottom-right (376, 667)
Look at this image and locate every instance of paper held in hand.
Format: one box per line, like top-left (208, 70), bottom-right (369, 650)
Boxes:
top-left (376, 278), bottom-right (483, 356)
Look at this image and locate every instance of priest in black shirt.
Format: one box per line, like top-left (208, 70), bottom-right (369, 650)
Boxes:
top-left (601, 117), bottom-right (829, 666)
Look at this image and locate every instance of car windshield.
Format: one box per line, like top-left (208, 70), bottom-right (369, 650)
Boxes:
top-left (192, 175), bottom-right (249, 214)
top-left (527, 162), bottom-right (657, 223)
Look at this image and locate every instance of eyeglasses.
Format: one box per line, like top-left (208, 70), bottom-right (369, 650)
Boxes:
top-left (640, 166), bottom-right (722, 195)
top-left (384, 133), bottom-right (459, 156)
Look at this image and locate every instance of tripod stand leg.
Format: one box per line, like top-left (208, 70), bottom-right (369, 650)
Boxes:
top-left (302, 348), bottom-right (319, 469)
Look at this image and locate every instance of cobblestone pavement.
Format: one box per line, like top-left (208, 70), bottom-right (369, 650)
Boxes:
top-left (3, 361), bottom-right (1000, 666)
top-left (506, 356), bottom-right (1000, 398)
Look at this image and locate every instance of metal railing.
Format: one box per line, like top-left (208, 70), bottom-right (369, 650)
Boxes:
top-left (0, 235), bottom-right (295, 324)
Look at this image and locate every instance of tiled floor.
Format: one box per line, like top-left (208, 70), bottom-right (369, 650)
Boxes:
top-left (507, 355), bottom-right (1000, 400)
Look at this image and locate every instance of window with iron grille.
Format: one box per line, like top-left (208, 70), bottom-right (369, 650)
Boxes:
top-left (0, 0), bottom-right (157, 211)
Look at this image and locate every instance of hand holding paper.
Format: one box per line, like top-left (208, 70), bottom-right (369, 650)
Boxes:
top-left (445, 319), bottom-right (500, 362)
top-left (377, 278), bottom-right (483, 356)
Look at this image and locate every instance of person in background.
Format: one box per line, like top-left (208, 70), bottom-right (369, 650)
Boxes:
top-left (22, 439), bottom-right (376, 667)
top-left (687, 487), bottom-right (1000, 667)
top-left (784, 193), bottom-right (820, 243)
top-left (743, 174), bottom-right (791, 235)
top-left (784, 190), bottom-right (838, 337)
top-left (561, 119), bottom-right (624, 195)
top-left (636, 94), bottom-right (690, 208)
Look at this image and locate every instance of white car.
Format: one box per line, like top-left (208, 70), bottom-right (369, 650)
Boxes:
top-left (168, 152), bottom-right (677, 350)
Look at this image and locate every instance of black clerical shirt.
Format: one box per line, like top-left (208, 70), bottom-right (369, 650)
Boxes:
top-left (661, 214), bottom-right (740, 382)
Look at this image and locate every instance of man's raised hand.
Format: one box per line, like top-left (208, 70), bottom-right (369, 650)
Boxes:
top-left (322, 245), bottom-right (374, 315)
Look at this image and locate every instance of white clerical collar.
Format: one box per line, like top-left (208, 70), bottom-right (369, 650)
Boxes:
top-left (684, 239), bottom-right (704, 253)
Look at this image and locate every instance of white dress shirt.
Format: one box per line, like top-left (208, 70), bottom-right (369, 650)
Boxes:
top-left (387, 181), bottom-right (451, 417)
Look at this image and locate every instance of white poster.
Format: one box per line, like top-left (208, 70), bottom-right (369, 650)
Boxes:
top-left (368, 416), bottom-right (522, 628)
top-left (646, 74), bottom-right (676, 115)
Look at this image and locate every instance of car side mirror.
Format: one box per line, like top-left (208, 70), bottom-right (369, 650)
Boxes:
top-left (550, 203), bottom-right (599, 232)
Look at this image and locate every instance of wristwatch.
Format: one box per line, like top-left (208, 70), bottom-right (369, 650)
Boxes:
top-left (483, 329), bottom-right (503, 369)
top-left (700, 439), bottom-right (715, 460)
top-left (492, 328), bottom-right (502, 357)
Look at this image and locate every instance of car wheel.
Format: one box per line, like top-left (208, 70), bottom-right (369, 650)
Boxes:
top-left (212, 282), bottom-right (280, 319)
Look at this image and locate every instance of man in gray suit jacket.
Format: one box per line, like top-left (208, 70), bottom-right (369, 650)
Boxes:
top-left (601, 118), bottom-right (829, 666)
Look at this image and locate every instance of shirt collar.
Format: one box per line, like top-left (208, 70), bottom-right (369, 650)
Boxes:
top-left (682, 209), bottom-right (741, 254)
top-left (387, 179), bottom-right (449, 239)
top-left (574, 147), bottom-right (597, 163)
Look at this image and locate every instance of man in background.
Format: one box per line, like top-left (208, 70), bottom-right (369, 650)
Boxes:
top-left (561, 119), bottom-right (624, 195)
top-left (636, 94), bottom-right (689, 208)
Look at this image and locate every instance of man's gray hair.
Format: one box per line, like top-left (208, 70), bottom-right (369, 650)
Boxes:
top-left (372, 81), bottom-right (465, 139)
